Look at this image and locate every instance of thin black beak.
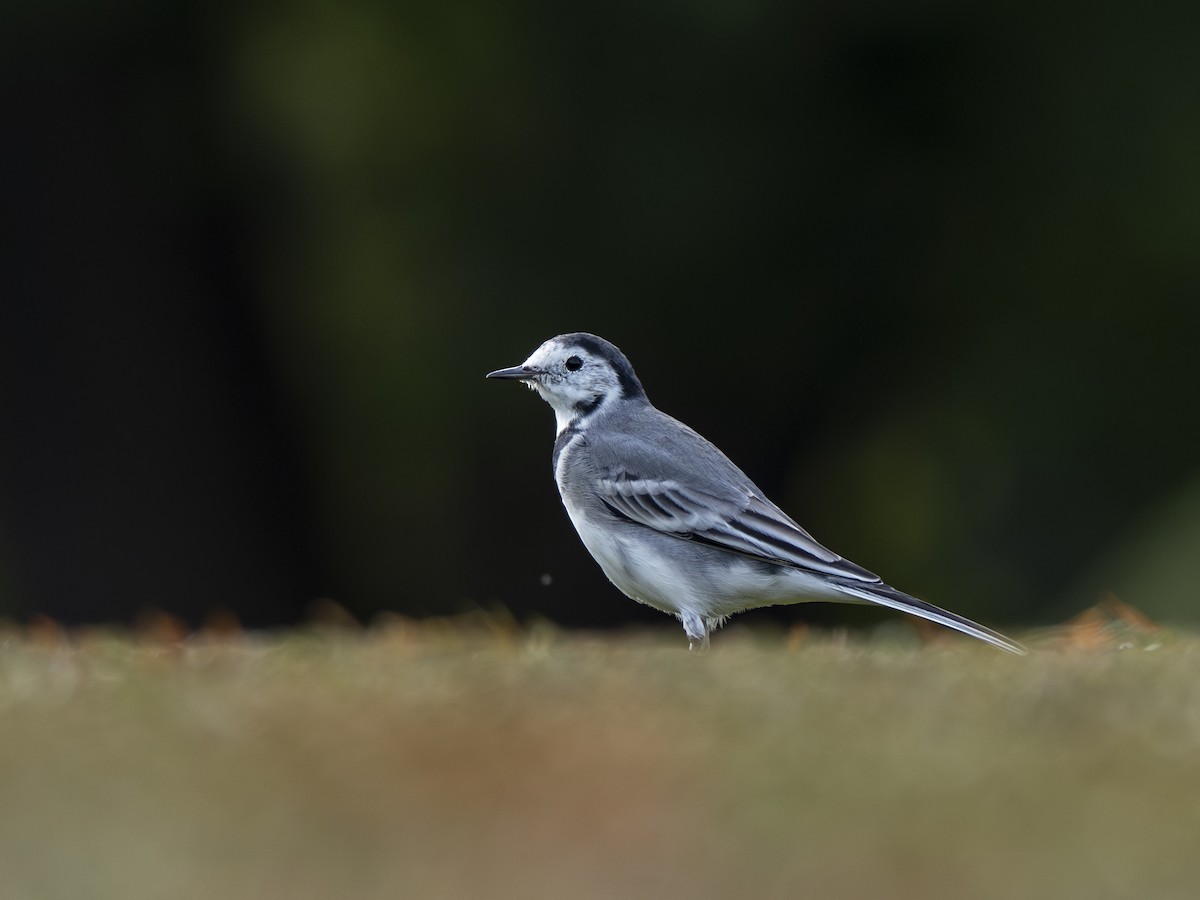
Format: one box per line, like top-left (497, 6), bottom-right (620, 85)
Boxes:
top-left (486, 365), bottom-right (539, 380)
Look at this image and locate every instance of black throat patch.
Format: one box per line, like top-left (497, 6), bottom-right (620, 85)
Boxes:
top-left (572, 394), bottom-right (603, 417)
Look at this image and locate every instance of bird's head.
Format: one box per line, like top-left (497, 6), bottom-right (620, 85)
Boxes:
top-left (486, 333), bottom-right (646, 432)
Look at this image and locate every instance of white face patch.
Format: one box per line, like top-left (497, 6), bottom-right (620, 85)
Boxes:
top-left (520, 338), bottom-right (621, 434)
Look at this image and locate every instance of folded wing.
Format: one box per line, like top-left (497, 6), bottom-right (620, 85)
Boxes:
top-left (595, 469), bottom-right (881, 584)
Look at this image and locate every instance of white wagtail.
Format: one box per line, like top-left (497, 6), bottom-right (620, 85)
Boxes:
top-left (487, 333), bottom-right (1024, 653)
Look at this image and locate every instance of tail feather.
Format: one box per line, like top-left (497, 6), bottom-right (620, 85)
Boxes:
top-left (832, 580), bottom-right (1026, 655)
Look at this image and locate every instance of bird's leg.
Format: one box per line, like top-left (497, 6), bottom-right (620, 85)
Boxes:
top-left (680, 610), bottom-right (710, 653)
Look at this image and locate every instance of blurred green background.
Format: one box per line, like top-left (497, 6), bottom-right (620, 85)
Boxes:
top-left (2, 0), bottom-right (1198, 630)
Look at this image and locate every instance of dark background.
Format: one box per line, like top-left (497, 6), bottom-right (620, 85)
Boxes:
top-left (3, 0), bottom-right (1198, 632)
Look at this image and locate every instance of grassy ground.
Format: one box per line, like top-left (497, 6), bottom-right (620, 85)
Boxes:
top-left (1, 616), bottom-right (1197, 900)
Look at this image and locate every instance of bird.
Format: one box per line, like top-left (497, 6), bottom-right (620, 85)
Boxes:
top-left (486, 333), bottom-right (1025, 654)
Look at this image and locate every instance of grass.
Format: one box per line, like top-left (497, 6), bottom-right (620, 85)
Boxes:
top-left (1, 616), bottom-right (1198, 900)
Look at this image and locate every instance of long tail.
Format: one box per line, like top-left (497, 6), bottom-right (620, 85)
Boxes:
top-left (832, 579), bottom-right (1026, 655)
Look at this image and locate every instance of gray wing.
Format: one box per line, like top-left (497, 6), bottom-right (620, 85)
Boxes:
top-left (589, 412), bottom-right (881, 584)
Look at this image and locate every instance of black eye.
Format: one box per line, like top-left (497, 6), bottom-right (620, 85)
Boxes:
top-left (565, 355), bottom-right (583, 371)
